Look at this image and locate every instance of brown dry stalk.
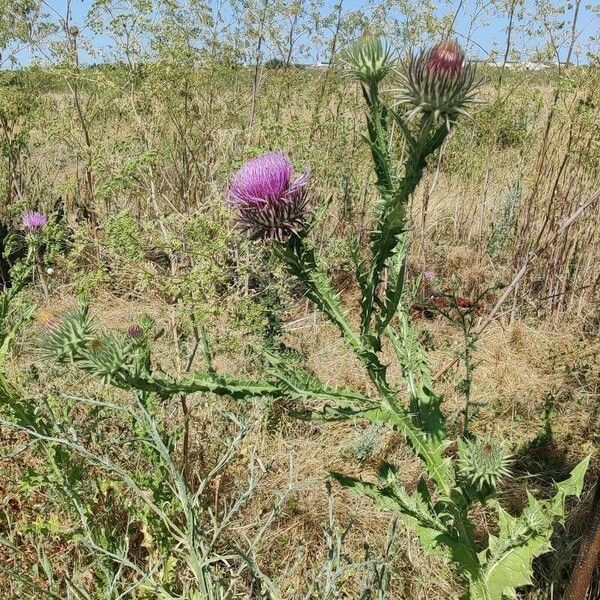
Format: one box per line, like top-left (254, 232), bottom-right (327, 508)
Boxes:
top-left (564, 479), bottom-right (600, 600)
top-left (433, 190), bottom-right (600, 381)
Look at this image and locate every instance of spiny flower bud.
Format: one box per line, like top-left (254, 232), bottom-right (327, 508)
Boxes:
top-left (395, 40), bottom-right (480, 127)
top-left (127, 324), bottom-right (143, 339)
top-left (228, 152), bottom-right (310, 241)
top-left (522, 500), bottom-right (548, 534)
top-left (458, 438), bottom-right (512, 491)
top-left (344, 37), bottom-right (394, 85)
top-left (41, 308), bottom-right (96, 364)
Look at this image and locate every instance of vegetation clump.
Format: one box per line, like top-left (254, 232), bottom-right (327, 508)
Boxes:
top-left (0, 2), bottom-right (598, 598)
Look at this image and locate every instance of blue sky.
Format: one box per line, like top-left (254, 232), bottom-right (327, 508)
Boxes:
top-left (8, 0), bottom-right (599, 66)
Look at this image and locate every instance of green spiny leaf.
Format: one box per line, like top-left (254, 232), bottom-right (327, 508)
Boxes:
top-left (476, 456), bottom-right (590, 600)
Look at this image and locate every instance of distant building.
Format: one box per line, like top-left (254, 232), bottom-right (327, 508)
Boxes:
top-left (473, 58), bottom-right (568, 70)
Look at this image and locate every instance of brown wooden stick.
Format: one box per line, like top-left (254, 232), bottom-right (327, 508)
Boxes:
top-left (433, 191), bottom-right (600, 381)
top-left (564, 479), bottom-right (600, 600)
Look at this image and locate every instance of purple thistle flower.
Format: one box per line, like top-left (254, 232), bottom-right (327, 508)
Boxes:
top-left (424, 270), bottom-right (436, 282)
top-left (228, 152), bottom-right (310, 241)
top-left (22, 211), bottom-right (48, 232)
top-left (127, 324), bottom-right (143, 339)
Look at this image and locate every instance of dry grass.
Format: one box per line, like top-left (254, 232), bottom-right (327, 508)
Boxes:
top-left (3, 279), bottom-right (596, 597)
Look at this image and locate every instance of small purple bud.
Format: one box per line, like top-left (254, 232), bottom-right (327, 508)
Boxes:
top-left (424, 270), bottom-right (436, 282)
top-left (22, 211), bottom-right (48, 232)
top-left (127, 325), bottom-right (143, 339)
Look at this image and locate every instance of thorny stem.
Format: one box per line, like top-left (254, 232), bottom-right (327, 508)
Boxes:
top-left (461, 328), bottom-right (476, 437)
top-left (26, 237), bottom-right (48, 300)
top-left (269, 73), bottom-right (457, 497)
top-left (360, 80), bottom-right (448, 338)
top-left (275, 235), bottom-right (453, 497)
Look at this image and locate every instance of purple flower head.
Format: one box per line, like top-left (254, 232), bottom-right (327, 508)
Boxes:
top-left (22, 211), bottom-right (48, 232)
top-left (228, 152), bottom-right (310, 240)
top-left (424, 270), bottom-right (436, 282)
top-left (127, 324), bottom-right (143, 339)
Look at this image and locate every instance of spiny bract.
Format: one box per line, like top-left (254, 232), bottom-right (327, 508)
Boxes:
top-left (395, 40), bottom-right (480, 127)
top-left (458, 437), bottom-right (512, 490)
top-left (343, 37), bottom-right (395, 85)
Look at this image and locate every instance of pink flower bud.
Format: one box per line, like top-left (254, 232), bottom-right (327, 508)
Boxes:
top-left (395, 39), bottom-right (479, 126)
top-left (426, 41), bottom-right (464, 78)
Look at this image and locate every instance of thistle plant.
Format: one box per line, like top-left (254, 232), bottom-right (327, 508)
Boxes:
top-left (39, 38), bottom-right (590, 600)
top-left (226, 38), bottom-right (588, 599)
top-left (21, 210), bottom-right (50, 299)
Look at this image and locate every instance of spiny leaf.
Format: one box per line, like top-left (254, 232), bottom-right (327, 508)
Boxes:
top-left (332, 470), bottom-right (480, 576)
top-left (476, 456), bottom-right (590, 600)
top-left (546, 454), bottom-right (590, 516)
top-left (265, 350), bottom-right (374, 406)
top-left (386, 316), bottom-right (445, 440)
top-left (290, 405), bottom-right (379, 422)
top-left (479, 533), bottom-right (551, 600)
top-left (358, 404), bottom-right (454, 497)
top-left (330, 471), bottom-right (442, 532)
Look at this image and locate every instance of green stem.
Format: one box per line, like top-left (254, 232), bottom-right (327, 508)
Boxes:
top-left (26, 235), bottom-right (49, 299)
top-left (361, 98), bottom-right (449, 338)
top-left (275, 235), bottom-right (454, 497)
top-left (274, 236), bottom-right (388, 384)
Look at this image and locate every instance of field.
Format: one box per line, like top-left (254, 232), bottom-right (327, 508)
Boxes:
top-left (0, 4), bottom-right (599, 599)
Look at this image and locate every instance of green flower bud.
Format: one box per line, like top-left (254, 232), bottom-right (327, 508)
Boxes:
top-left (344, 37), bottom-right (394, 86)
top-left (458, 437), bottom-right (512, 491)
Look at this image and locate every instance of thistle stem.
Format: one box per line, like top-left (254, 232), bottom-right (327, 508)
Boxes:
top-left (361, 93), bottom-right (448, 338)
top-left (275, 234), bottom-right (453, 497)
